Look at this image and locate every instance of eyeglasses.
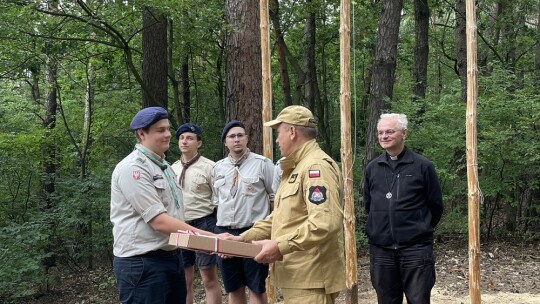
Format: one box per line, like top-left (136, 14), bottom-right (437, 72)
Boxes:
top-left (226, 133), bottom-right (246, 139)
top-left (377, 129), bottom-right (399, 136)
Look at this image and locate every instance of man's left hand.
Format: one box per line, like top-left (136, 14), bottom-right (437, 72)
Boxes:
top-left (252, 239), bottom-right (283, 264)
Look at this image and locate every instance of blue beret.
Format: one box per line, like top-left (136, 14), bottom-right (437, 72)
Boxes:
top-left (130, 107), bottom-right (169, 130)
top-left (176, 123), bottom-right (202, 139)
top-left (221, 120), bottom-right (245, 142)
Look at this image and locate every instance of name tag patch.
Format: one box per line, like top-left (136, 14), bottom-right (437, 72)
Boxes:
top-left (308, 186), bottom-right (327, 205)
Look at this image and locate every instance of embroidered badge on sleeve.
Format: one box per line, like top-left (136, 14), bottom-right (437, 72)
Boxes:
top-left (308, 186), bottom-right (327, 205)
top-left (309, 170), bottom-right (320, 178)
top-left (288, 173), bottom-right (298, 183)
top-left (132, 170), bottom-right (141, 180)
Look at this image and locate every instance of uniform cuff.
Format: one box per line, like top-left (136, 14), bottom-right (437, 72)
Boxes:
top-left (277, 240), bottom-right (292, 255)
top-left (239, 231), bottom-right (252, 243)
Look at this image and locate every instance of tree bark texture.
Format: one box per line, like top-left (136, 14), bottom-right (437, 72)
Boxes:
top-left (180, 54), bottom-right (191, 122)
top-left (413, 0), bottom-right (429, 102)
top-left (42, 58), bottom-right (57, 210)
top-left (225, 0), bottom-right (263, 154)
top-left (142, 7), bottom-right (168, 108)
top-left (363, 0), bottom-right (403, 167)
top-left (168, 19), bottom-right (182, 125)
top-left (269, 0), bottom-right (293, 106)
top-left (303, 3), bottom-right (320, 112)
top-left (455, 0), bottom-right (467, 102)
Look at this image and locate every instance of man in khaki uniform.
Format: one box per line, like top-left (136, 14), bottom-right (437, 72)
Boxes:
top-left (228, 105), bottom-right (345, 303)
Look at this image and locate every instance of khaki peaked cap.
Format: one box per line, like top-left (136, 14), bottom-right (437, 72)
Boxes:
top-left (264, 105), bottom-right (317, 129)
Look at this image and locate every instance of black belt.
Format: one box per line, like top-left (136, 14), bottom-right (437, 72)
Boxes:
top-left (186, 209), bottom-right (217, 226)
top-left (217, 225), bottom-right (252, 231)
top-left (138, 249), bottom-right (179, 258)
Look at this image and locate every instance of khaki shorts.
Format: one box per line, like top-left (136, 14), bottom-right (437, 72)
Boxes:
top-left (281, 288), bottom-right (339, 304)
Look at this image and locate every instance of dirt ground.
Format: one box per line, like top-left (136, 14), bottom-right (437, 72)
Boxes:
top-left (20, 238), bottom-right (540, 304)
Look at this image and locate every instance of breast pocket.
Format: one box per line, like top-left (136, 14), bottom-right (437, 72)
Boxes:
top-left (190, 176), bottom-right (209, 193)
top-left (276, 182), bottom-right (299, 208)
top-left (241, 176), bottom-right (260, 196)
top-left (153, 179), bottom-right (168, 205)
top-left (213, 178), bottom-right (227, 197)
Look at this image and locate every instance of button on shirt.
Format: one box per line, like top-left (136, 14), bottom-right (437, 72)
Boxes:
top-left (171, 156), bottom-right (215, 222)
top-left (111, 149), bottom-right (184, 257)
top-left (212, 152), bottom-right (274, 228)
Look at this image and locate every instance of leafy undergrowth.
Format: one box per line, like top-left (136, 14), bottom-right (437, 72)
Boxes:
top-left (10, 238), bottom-right (540, 304)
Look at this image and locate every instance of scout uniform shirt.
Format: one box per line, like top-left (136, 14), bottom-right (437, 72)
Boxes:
top-left (171, 156), bottom-right (215, 222)
top-left (241, 139), bottom-right (345, 293)
top-left (111, 148), bottom-right (184, 257)
top-left (212, 152), bottom-right (274, 229)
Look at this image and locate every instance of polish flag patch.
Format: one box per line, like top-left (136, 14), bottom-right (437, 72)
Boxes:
top-left (132, 170), bottom-right (141, 180)
top-left (309, 170), bottom-right (320, 178)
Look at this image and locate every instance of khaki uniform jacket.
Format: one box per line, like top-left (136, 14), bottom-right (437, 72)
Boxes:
top-left (241, 139), bottom-right (345, 293)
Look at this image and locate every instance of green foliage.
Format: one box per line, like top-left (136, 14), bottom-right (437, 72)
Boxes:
top-left (0, 221), bottom-right (52, 299)
top-left (437, 204), bottom-right (469, 235)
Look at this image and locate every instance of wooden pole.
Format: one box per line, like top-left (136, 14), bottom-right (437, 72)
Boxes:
top-left (260, 0), bottom-right (273, 161)
top-left (465, 0), bottom-right (481, 303)
top-left (260, 1), bottom-right (275, 302)
top-left (340, 1), bottom-right (358, 303)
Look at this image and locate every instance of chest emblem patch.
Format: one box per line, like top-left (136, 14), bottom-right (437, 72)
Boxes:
top-left (309, 170), bottom-right (320, 178)
top-left (308, 186), bottom-right (327, 205)
top-left (132, 170), bottom-right (140, 180)
top-left (288, 174), bottom-right (298, 183)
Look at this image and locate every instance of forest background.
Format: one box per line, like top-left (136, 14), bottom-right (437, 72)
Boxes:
top-left (0, 0), bottom-right (539, 302)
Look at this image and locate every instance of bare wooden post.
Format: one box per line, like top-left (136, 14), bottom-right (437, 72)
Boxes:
top-left (465, 0), bottom-right (481, 303)
top-left (340, 0), bottom-right (358, 303)
top-left (260, 1), bottom-right (275, 302)
top-left (260, 0), bottom-right (273, 161)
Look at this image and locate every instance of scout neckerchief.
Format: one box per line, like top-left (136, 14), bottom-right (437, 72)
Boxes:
top-left (179, 152), bottom-right (201, 187)
top-left (135, 144), bottom-right (181, 209)
top-left (229, 148), bottom-right (250, 198)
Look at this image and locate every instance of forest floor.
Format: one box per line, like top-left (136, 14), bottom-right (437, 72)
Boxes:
top-left (21, 238), bottom-right (540, 304)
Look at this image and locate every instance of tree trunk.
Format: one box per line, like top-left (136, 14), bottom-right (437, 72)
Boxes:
top-left (142, 7), bottom-right (168, 108)
top-left (303, 3), bottom-right (319, 112)
top-left (169, 19), bottom-right (182, 125)
top-left (269, 0), bottom-right (293, 106)
top-left (363, 0), bottom-right (403, 167)
top-left (224, 0), bottom-right (263, 154)
top-left (180, 54), bottom-right (191, 122)
top-left (41, 46), bottom-right (59, 284)
top-left (455, 0), bottom-right (467, 102)
top-left (412, 0), bottom-right (429, 104)
top-left (317, 6), bottom-right (333, 156)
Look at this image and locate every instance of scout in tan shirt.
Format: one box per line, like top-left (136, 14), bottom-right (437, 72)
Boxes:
top-left (171, 123), bottom-right (221, 304)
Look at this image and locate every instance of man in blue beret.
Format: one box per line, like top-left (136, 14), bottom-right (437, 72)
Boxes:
top-left (111, 107), bottom-right (216, 304)
top-left (171, 123), bottom-right (222, 304)
top-left (212, 120), bottom-right (274, 304)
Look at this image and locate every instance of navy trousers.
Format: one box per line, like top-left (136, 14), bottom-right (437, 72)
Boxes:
top-left (114, 250), bottom-right (186, 304)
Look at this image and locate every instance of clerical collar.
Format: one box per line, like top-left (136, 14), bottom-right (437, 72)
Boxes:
top-left (390, 155), bottom-right (398, 161)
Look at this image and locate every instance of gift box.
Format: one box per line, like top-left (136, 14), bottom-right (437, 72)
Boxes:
top-left (168, 232), bottom-right (262, 258)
